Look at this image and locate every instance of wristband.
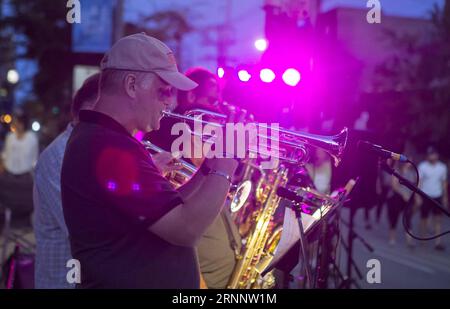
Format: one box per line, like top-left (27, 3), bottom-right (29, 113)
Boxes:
top-left (200, 164), bottom-right (232, 183)
top-left (208, 169), bottom-right (232, 183)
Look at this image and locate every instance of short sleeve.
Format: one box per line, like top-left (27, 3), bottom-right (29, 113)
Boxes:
top-left (418, 163), bottom-right (425, 179)
top-left (28, 132), bottom-right (40, 167)
top-left (1, 133), bottom-right (11, 160)
top-left (95, 136), bottom-right (183, 226)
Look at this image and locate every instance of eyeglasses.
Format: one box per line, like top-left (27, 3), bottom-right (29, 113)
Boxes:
top-left (155, 75), bottom-right (177, 99)
top-left (158, 86), bottom-right (177, 99)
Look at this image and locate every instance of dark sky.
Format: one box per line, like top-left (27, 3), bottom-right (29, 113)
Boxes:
top-left (14, 0), bottom-right (445, 104)
top-left (124, 0), bottom-right (445, 71)
top-left (322, 0), bottom-right (444, 18)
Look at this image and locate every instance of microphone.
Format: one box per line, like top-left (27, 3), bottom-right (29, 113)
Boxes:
top-left (276, 187), bottom-right (320, 216)
top-left (276, 187), bottom-right (305, 204)
top-left (357, 141), bottom-right (408, 162)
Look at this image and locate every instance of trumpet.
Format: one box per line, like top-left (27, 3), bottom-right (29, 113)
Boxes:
top-left (162, 109), bottom-right (348, 166)
top-left (142, 140), bottom-right (196, 186)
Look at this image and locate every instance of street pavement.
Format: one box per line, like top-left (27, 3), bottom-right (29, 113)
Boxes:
top-left (338, 206), bottom-right (450, 288)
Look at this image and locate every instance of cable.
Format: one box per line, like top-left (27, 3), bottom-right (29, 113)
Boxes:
top-left (332, 214), bottom-right (342, 288)
top-left (401, 159), bottom-right (450, 240)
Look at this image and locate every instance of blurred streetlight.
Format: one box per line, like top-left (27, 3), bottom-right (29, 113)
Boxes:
top-left (7, 69), bottom-right (19, 84)
top-left (4, 114), bottom-right (12, 124)
top-left (32, 121), bottom-right (41, 132)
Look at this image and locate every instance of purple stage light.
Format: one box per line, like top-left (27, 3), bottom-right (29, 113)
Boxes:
top-left (260, 68), bottom-right (275, 83)
top-left (238, 70), bottom-right (251, 82)
top-left (107, 181), bottom-right (117, 191)
top-left (132, 183), bottom-right (141, 192)
top-left (282, 68), bottom-right (301, 86)
top-left (217, 67), bottom-right (225, 78)
top-left (254, 38), bottom-right (268, 52)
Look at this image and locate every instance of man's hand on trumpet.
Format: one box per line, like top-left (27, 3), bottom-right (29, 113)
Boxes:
top-left (152, 151), bottom-right (183, 177)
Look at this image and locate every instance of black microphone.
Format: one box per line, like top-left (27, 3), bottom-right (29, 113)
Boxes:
top-left (276, 187), bottom-right (320, 216)
top-left (357, 141), bottom-right (408, 162)
top-left (276, 187), bottom-right (305, 204)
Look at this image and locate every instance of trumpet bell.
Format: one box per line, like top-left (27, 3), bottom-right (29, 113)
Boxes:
top-left (162, 109), bottom-right (348, 167)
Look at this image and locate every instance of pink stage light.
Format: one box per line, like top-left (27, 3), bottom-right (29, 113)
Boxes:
top-left (217, 67), bottom-right (225, 78)
top-left (254, 38), bottom-right (268, 52)
top-left (260, 69), bottom-right (275, 83)
top-left (282, 68), bottom-right (301, 86)
top-left (134, 130), bottom-right (144, 142)
top-left (238, 70), bottom-right (251, 82)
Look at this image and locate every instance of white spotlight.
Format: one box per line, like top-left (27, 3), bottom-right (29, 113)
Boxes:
top-left (254, 38), bottom-right (268, 52)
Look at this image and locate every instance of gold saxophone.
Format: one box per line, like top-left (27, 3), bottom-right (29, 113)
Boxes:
top-left (227, 165), bottom-right (289, 289)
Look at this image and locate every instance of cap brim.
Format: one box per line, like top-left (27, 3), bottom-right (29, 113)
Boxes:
top-left (155, 70), bottom-right (198, 91)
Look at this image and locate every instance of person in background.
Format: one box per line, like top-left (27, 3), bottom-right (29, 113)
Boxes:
top-left (0, 114), bottom-right (38, 176)
top-left (306, 148), bottom-right (332, 195)
top-left (0, 113), bottom-right (39, 216)
top-left (33, 73), bottom-right (100, 288)
top-left (418, 146), bottom-right (448, 251)
top-left (387, 161), bottom-right (416, 246)
top-left (375, 159), bottom-right (392, 224)
top-left (147, 66), bottom-right (223, 161)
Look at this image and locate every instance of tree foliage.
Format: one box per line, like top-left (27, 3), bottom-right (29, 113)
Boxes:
top-left (1, 0), bottom-right (72, 110)
top-left (124, 10), bottom-right (192, 68)
top-left (372, 0), bottom-right (450, 156)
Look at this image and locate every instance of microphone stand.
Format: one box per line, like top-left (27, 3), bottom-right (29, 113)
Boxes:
top-left (336, 178), bottom-right (372, 289)
top-left (292, 205), bottom-right (314, 288)
top-left (340, 219), bottom-right (374, 253)
top-left (339, 204), bottom-right (362, 289)
top-left (381, 162), bottom-right (450, 217)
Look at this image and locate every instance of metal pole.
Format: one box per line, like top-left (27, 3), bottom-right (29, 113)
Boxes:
top-left (114, 0), bottom-right (124, 42)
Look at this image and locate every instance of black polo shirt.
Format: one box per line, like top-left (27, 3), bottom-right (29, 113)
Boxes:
top-left (61, 110), bottom-right (199, 288)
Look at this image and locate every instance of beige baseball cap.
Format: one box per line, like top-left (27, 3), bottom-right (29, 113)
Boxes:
top-left (100, 33), bottom-right (198, 91)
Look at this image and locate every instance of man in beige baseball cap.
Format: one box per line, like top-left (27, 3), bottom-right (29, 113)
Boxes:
top-left (95, 32), bottom-right (198, 132)
top-left (60, 33), bottom-right (238, 288)
top-left (100, 32), bottom-right (198, 92)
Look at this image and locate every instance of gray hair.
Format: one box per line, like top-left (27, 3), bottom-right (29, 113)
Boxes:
top-left (99, 69), bottom-right (156, 95)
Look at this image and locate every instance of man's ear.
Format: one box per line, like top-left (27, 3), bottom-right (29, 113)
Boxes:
top-left (124, 73), bottom-right (137, 99)
top-left (187, 91), bottom-right (196, 104)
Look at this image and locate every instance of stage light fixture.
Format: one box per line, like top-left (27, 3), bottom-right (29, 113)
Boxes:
top-left (282, 68), bottom-right (301, 86)
top-left (260, 68), bottom-right (275, 83)
top-left (238, 70), bottom-right (251, 82)
top-left (217, 67), bottom-right (225, 78)
top-left (254, 38), bottom-right (268, 52)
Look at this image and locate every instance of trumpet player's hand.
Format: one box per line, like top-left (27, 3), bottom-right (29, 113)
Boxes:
top-left (221, 103), bottom-right (250, 124)
top-left (220, 104), bottom-right (257, 160)
top-left (152, 151), bottom-right (183, 176)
